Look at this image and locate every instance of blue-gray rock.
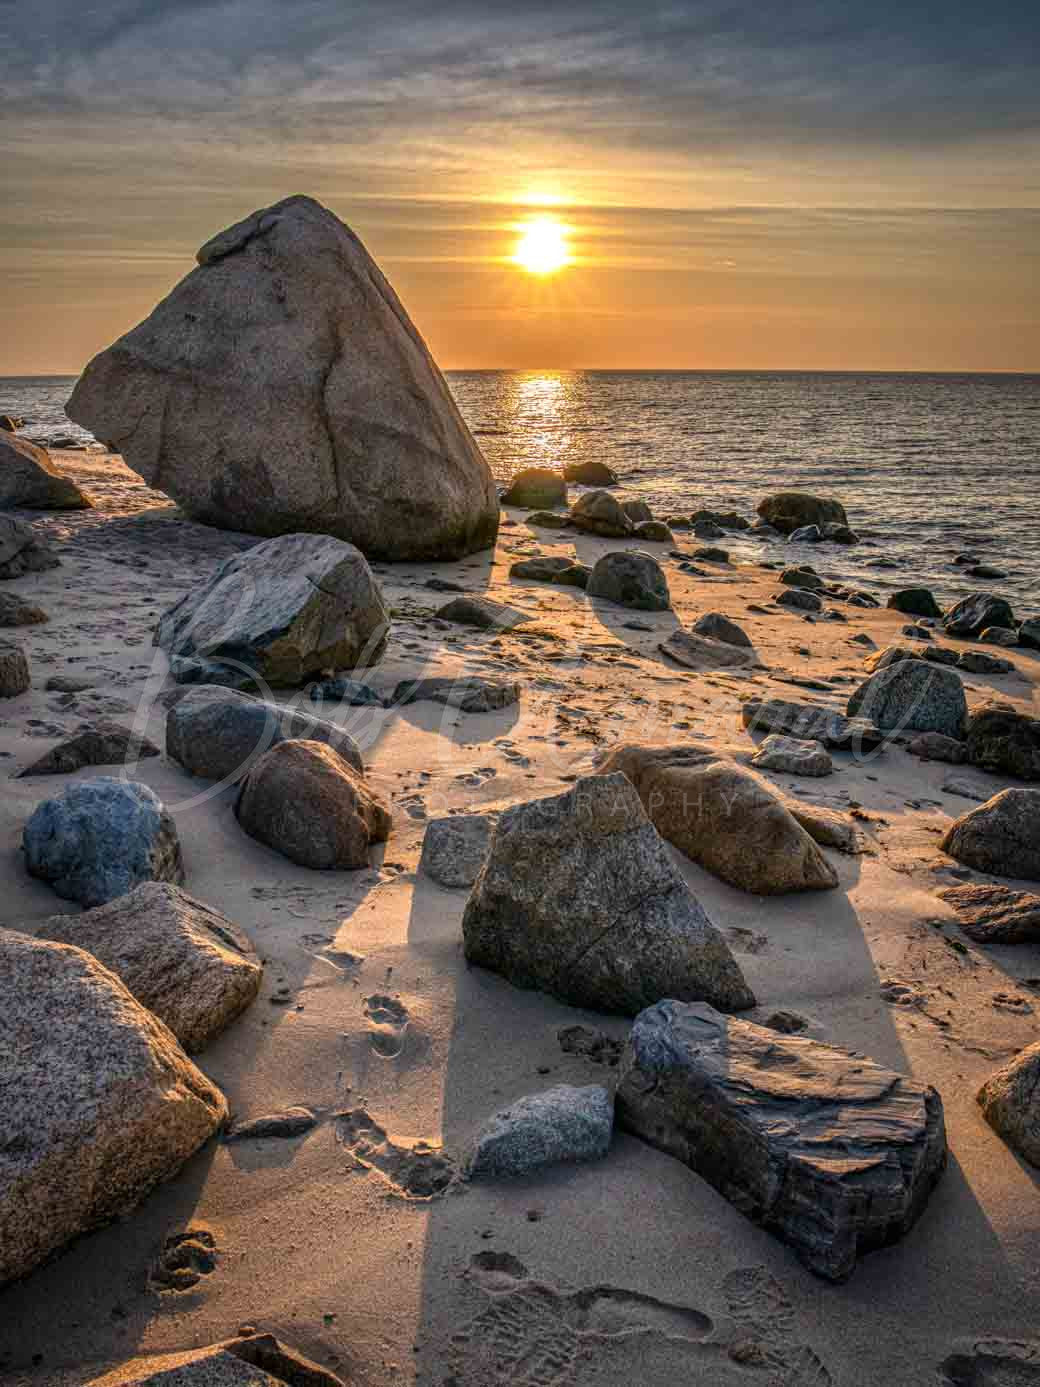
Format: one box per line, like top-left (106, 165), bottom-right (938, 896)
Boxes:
top-left (774, 587), bottom-right (823, 613)
top-left (468, 1084), bottom-right (613, 1178)
top-left (587, 550), bottom-right (670, 611)
top-left (943, 592), bottom-right (1015, 640)
top-left (168, 655), bottom-right (258, 690)
top-left (23, 777), bottom-right (184, 906)
top-left (420, 813), bottom-right (495, 887)
top-left (309, 677), bottom-right (383, 707)
top-left (847, 658), bottom-right (967, 738)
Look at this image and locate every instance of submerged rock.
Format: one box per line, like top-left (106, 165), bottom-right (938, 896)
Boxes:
top-left (757, 493), bottom-right (848, 535)
top-left (888, 587), bottom-right (942, 618)
top-left (420, 813), bottom-right (495, 887)
top-left (0, 432), bottom-right (92, 509)
top-left (468, 1084), bottom-right (613, 1178)
top-left (977, 1041), bottom-right (1040, 1168)
top-left (563, 459), bottom-right (618, 486)
top-left (587, 550), bottom-right (670, 611)
top-left (941, 788), bottom-right (1040, 880)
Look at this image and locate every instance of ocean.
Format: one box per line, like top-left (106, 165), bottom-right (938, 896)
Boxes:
top-left (4, 370), bottom-right (1038, 612)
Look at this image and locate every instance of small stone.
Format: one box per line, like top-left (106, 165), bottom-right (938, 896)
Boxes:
top-left (938, 883), bottom-right (1040, 944)
top-left (502, 467), bottom-right (567, 509)
top-left (391, 675), bottom-right (520, 712)
top-left (468, 1084), bottom-right (613, 1178)
top-left (226, 1108), bottom-right (317, 1142)
top-left (887, 588), bottom-right (942, 618)
top-left (750, 734), bottom-right (833, 777)
top-left (906, 731), bottom-right (967, 764)
top-left (437, 596), bottom-right (530, 630)
top-left (691, 612), bottom-right (752, 648)
top-left (774, 588), bottom-right (823, 613)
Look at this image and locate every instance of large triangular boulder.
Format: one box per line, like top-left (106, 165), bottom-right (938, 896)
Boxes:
top-left (66, 195), bottom-right (498, 560)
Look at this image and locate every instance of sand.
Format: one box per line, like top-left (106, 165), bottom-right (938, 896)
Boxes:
top-left (1, 451), bottom-right (1038, 1386)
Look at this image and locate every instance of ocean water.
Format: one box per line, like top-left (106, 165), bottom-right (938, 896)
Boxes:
top-left (3, 370), bottom-right (1038, 612)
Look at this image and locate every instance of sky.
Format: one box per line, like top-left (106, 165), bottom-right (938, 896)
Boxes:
top-left (3, 0), bottom-right (1039, 373)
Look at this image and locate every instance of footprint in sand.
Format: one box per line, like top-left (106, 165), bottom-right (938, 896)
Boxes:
top-left (334, 1106), bottom-right (454, 1198)
top-left (941, 1340), bottom-right (1040, 1385)
top-left (363, 993), bottom-right (410, 1057)
top-left (150, 1227), bottom-right (219, 1292)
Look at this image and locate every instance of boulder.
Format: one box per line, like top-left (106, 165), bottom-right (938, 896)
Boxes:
top-left (420, 813), bottom-right (495, 888)
top-left (155, 532), bottom-right (390, 686)
top-left (38, 882), bottom-right (262, 1052)
top-left (391, 674), bottom-right (520, 712)
top-left (24, 778), bottom-right (184, 907)
top-left (742, 697), bottom-right (884, 750)
top-left (510, 556), bottom-right (575, 583)
top-left (616, 1000), bottom-right (946, 1281)
top-left (563, 460), bottom-right (618, 486)
top-left (525, 510), bottom-right (571, 529)
top-left (966, 563), bottom-right (1007, 580)
top-left (958, 648), bottom-right (1014, 675)
top-left (226, 1109), bottom-right (317, 1143)
top-left (1020, 617), bottom-right (1040, 651)
top-left (907, 731), bottom-right (967, 764)
top-left (586, 550), bottom-right (670, 611)
top-left (82, 1333), bottom-right (346, 1387)
top-left (979, 626), bottom-right (1019, 647)
top-left (779, 566), bottom-right (824, 591)
top-left (436, 595), bottom-right (530, 630)
top-left (599, 743), bottom-right (838, 894)
top-left (620, 499), bottom-right (653, 523)
top-left (0, 591), bottom-right (47, 626)
top-left (693, 519), bottom-right (726, 539)
top-left (977, 1042), bottom-right (1040, 1168)
top-left (467, 1084), bottom-right (613, 1178)
top-left (569, 489), bottom-right (634, 538)
top-left (633, 519), bottom-right (673, 543)
top-left (965, 703), bottom-right (1040, 782)
top-left (775, 587), bottom-right (822, 613)
top-left (944, 592), bottom-right (1015, 640)
top-left (690, 545), bottom-right (729, 563)
top-left (0, 514), bottom-right (59, 579)
top-left (903, 624), bottom-right (933, 641)
top-left (757, 492), bottom-right (848, 535)
top-left (66, 195), bottom-right (498, 560)
top-left (0, 638), bottom-right (29, 696)
top-left (501, 467), bottom-right (567, 509)
top-left (552, 562), bottom-right (590, 589)
top-left (461, 772), bottom-right (754, 1015)
top-left (847, 658), bottom-right (967, 738)
top-left (941, 789), bottom-right (1040, 880)
top-left (750, 734), bottom-right (833, 777)
top-left (691, 611), bottom-right (752, 648)
top-left (659, 628), bottom-right (755, 670)
top-left (691, 508), bottom-right (750, 531)
top-left (0, 432), bottom-right (92, 510)
top-left (18, 720), bottom-right (160, 777)
top-left (235, 739), bottom-right (391, 869)
top-left (0, 929), bottom-right (227, 1287)
top-left (888, 588), bottom-right (942, 618)
top-left (937, 883), bottom-right (1040, 944)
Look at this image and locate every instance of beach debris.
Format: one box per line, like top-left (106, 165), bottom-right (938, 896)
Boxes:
top-left (501, 466), bottom-right (567, 508)
top-left (938, 882), bottom-right (1040, 944)
top-left (0, 638), bottom-right (29, 697)
top-left (977, 1040), bottom-right (1040, 1168)
top-left (751, 734), bottom-right (833, 777)
top-left (887, 587), bottom-right (943, 617)
top-left (587, 549), bottom-right (671, 610)
top-left (0, 514), bottom-right (59, 578)
top-left (420, 813), bottom-right (495, 887)
top-left (0, 431), bottom-right (92, 509)
top-left (943, 592), bottom-right (1015, 639)
top-left (742, 696), bottom-right (884, 750)
top-left (691, 611), bottom-right (752, 647)
top-left (847, 658), bottom-right (968, 738)
top-left (941, 788), bottom-right (1040, 880)
top-left (467, 1084), bottom-right (613, 1178)
top-left (391, 674), bottom-right (520, 712)
top-left (569, 488), bottom-right (634, 537)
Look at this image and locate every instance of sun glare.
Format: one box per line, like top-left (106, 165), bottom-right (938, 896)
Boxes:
top-left (513, 216), bottom-right (571, 275)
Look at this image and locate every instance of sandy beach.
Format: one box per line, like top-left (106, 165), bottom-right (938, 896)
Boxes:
top-left (2, 449), bottom-right (1039, 1387)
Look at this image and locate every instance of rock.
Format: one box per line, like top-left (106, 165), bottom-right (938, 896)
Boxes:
top-left (67, 195), bottom-right (498, 560)
top-left (864, 643), bottom-right (960, 673)
top-left (847, 658), bottom-right (967, 738)
top-left (391, 674), bottom-right (520, 712)
top-left (424, 576), bottom-right (466, 592)
top-left (888, 588), bottom-right (942, 618)
top-left (0, 514), bottom-right (59, 579)
top-left (957, 649), bottom-right (1014, 675)
top-left (167, 684), bottom-right (362, 784)
top-left (38, 882), bottom-right (262, 1052)
top-left (762, 1009), bottom-right (809, 1034)
top-left (0, 432), bottom-right (92, 510)
top-left (785, 800), bottom-right (859, 854)
top-left (420, 813), bottom-right (495, 887)
top-left (690, 545), bottom-right (729, 563)
top-left (774, 587), bottom-right (823, 613)
top-left (24, 778), bottom-right (184, 907)
top-left (461, 772), bottom-right (754, 1015)
top-left (789, 524), bottom-right (822, 542)
top-left (1019, 617), bottom-right (1040, 651)
top-left (620, 499), bottom-right (653, 523)
top-left (665, 513), bottom-right (691, 529)
top-left (979, 626), bottom-right (1018, 647)
top-left (964, 702), bottom-right (1040, 780)
top-left (953, 553), bottom-right (980, 566)
top-left (45, 674), bottom-right (92, 693)
top-left (586, 550), bottom-right (670, 611)
top-left (659, 628), bottom-right (756, 670)
top-left (693, 519), bottom-right (726, 539)
top-left (938, 883), bottom-right (1040, 944)
top-left (902, 624), bottom-right (933, 640)
top-left (84, 1332), bottom-right (347, 1387)
top-left (977, 1042), bottom-right (1040, 1167)
top-left (691, 611), bottom-right (752, 648)
top-left (525, 510), bottom-right (571, 529)
top-left (557, 1024), bottom-right (623, 1066)
top-left (780, 566), bottom-right (824, 591)
top-left (501, 467), bottom-right (567, 508)
top-left (510, 556), bottom-right (575, 583)
top-left (944, 592), bottom-right (1015, 639)
top-left (751, 734), bottom-right (833, 777)
top-left (226, 1108), bottom-right (317, 1142)
top-left (552, 562), bottom-right (590, 589)
top-left (0, 591), bottom-right (47, 626)
top-left (966, 564), bottom-right (1008, 580)
top-left (569, 489), bottom-right (634, 538)
top-left (468, 1084), bottom-right (613, 1178)
top-left (0, 415), bottom-right (20, 431)
top-left (692, 508), bottom-right (750, 531)
top-left (633, 519), bottom-right (673, 543)
top-left (308, 676), bottom-right (383, 706)
top-left (600, 744), bottom-right (838, 894)
top-left (847, 590), bottom-right (880, 608)
top-left (616, 1000), bottom-right (946, 1281)
top-left (0, 928), bottom-right (227, 1287)
top-left (563, 460), bottom-right (618, 486)
top-left (0, 638), bottom-right (29, 696)
top-left (166, 655), bottom-right (258, 690)
top-left (436, 595), bottom-right (530, 630)
top-left (236, 739), bottom-right (391, 870)
top-left (741, 697), bottom-right (884, 750)
top-left (942, 776), bottom-right (991, 802)
top-left (907, 731), bottom-right (967, 764)
top-left (18, 720), bottom-right (160, 777)
top-left (156, 533), bottom-right (389, 687)
top-left (941, 789), bottom-right (1040, 880)
top-left (821, 522), bottom-right (859, 544)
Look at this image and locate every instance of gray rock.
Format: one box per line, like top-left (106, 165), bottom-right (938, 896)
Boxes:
top-left (85, 1332), bottom-right (346, 1387)
top-left (468, 1084), bottom-right (613, 1178)
top-left (659, 628), bottom-right (756, 670)
top-left (569, 489), bottom-right (634, 538)
top-left (420, 813), bottom-right (495, 887)
top-left (741, 697), bottom-right (884, 750)
top-left (552, 562), bottom-right (591, 589)
top-left (501, 467), bottom-right (567, 508)
top-left (167, 655), bottom-right (259, 690)
top-left (0, 432), bottom-right (92, 509)
top-left (966, 563), bottom-right (1008, 580)
top-left (821, 522), bottom-right (859, 543)
top-left (977, 1042), bottom-right (1040, 1168)
top-left (0, 928), bottom-right (227, 1287)
top-left (18, 720), bottom-right (160, 777)
top-left (436, 595), bottom-right (530, 630)
top-left (1020, 617), bottom-right (1040, 651)
top-left (779, 566), bottom-right (824, 591)
top-left (424, 576), bottom-right (466, 593)
top-left (617, 1000), bottom-right (946, 1281)
top-left (156, 532), bottom-right (389, 687)
top-left (888, 588), bottom-right (942, 618)
top-left (0, 638), bottom-right (29, 696)
top-left (941, 776), bottom-right (991, 802)
top-left (691, 611), bottom-right (752, 648)
top-left (941, 788), bottom-right (1040, 880)
top-left (563, 460), bottom-right (618, 485)
top-left (788, 524), bottom-right (822, 543)
top-left (864, 643), bottom-right (960, 673)
top-left (907, 731), bottom-right (967, 764)
top-left (226, 1108), bottom-right (318, 1143)
top-left (24, 777), bottom-right (184, 907)
top-left (461, 772), bottom-right (754, 1015)
top-left (391, 674), bottom-right (520, 712)
top-left (0, 514), bottom-right (59, 579)
top-left (693, 519), bottom-right (726, 539)
top-left (979, 626), bottom-right (1019, 647)
top-left (943, 592), bottom-right (1015, 639)
top-left (0, 591), bottom-right (47, 626)
top-left (691, 508), bottom-right (750, 531)
top-left (847, 658), bottom-right (967, 738)
top-left (510, 556), bottom-right (576, 583)
top-left (557, 1024), bottom-right (623, 1066)
top-left (525, 510), bottom-right (571, 529)
top-left (633, 519), bottom-right (674, 543)
top-left (620, 498), bottom-right (653, 523)
top-left (587, 550), bottom-right (670, 611)
top-left (235, 739), bottom-right (391, 870)
top-left (38, 882), bottom-right (262, 1052)
top-left (750, 734), bottom-right (833, 777)
top-left (957, 649), bottom-right (1014, 675)
top-left (965, 702), bottom-right (1040, 781)
top-left (937, 882), bottom-right (1040, 944)
top-left (775, 587), bottom-right (823, 612)
top-left (308, 676), bottom-right (383, 707)
top-left (167, 684), bottom-right (362, 784)
top-left (690, 545), bottom-right (729, 563)
top-left (902, 624), bottom-right (933, 640)
top-left (66, 195), bottom-right (498, 560)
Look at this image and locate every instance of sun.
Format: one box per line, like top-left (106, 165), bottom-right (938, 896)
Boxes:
top-left (513, 216), bottom-right (571, 275)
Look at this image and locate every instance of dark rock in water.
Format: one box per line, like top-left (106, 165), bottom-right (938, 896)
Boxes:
top-left (0, 592), bottom-right (47, 627)
top-left (502, 467), bottom-right (568, 509)
top-left (692, 508), bottom-right (750, 531)
top-left (0, 638), bottom-right (29, 697)
top-left (692, 611), bottom-right (752, 648)
top-left (907, 731), bottom-right (967, 764)
top-left (0, 432), bottom-right (93, 510)
top-left (391, 674), bottom-right (520, 712)
top-left (1019, 617), bottom-right (1040, 651)
top-left (227, 1108), bottom-right (317, 1142)
top-left (424, 576), bottom-right (466, 592)
top-left (617, 1000), bottom-right (946, 1281)
top-left (467, 1084), bottom-right (613, 1178)
top-left (941, 788), bottom-right (1040, 880)
top-left (757, 492), bottom-right (848, 536)
top-left (775, 587), bottom-right (823, 613)
top-left (23, 777), bottom-right (184, 907)
top-left (420, 813), bottom-right (495, 887)
top-left (587, 550), bottom-right (670, 611)
top-left (524, 509), bottom-right (571, 529)
top-left (847, 658), bottom-right (967, 738)
top-left (780, 566), bottom-right (824, 591)
top-left (633, 519), bottom-right (673, 543)
top-left (461, 772), bottom-right (754, 1015)
top-left (966, 564), bottom-right (1008, 580)
top-left (0, 514), bottom-right (59, 579)
top-left (821, 522), bottom-right (859, 543)
top-left (620, 499), bottom-right (653, 523)
top-left (741, 697), bottom-right (883, 750)
top-left (558, 1024), bottom-right (623, 1066)
top-left (18, 720), bottom-right (160, 777)
top-left (563, 459), bottom-right (618, 486)
top-left (943, 592), bottom-right (1015, 640)
top-left (67, 195), bottom-right (499, 560)
top-left (570, 489), bottom-right (634, 538)
top-left (437, 595), bottom-right (530, 630)
top-left (309, 676), bottom-right (383, 706)
top-left (965, 702), bottom-right (1040, 781)
top-left (888, 588), bottom-right (942, 618)
top-left (953, 552), bottom-right (980, 566)
top-left (693, 519), bottom-right (726, 539)
top-left (938, 882), bottom-right (1040, 944)
top-left (846, 590), bottom-right (880, 608)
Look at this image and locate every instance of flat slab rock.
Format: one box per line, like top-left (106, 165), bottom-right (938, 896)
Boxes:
top-left (660, 628), bottom-right (756, 670)
top-left (467, 1084), bottom-right (613, 1178)
top-left (18, 720), bottom-right (160, 777)
top-left (938, 883), bottom-right (1040, 944)
top-left (741, 697), bottom-right (883, 751)
top-left (391, 674), bottom-right (520, 712)
top-left (617, 1000), bottom-right (947, 1281)
top-left (750, 734), bottom-right (833, 777)
top-left (84, 1331), bottom-right (346, 1386)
